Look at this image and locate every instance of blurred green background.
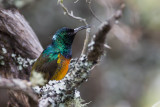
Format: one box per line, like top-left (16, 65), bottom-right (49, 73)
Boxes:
top-left (6, 0), bottom-right (160, 107)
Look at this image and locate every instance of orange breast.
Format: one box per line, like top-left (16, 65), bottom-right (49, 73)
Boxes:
top-left (51, 53), bottom-right (71, 80)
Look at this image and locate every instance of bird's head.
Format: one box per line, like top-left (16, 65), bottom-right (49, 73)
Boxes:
top-left (52, 25), bottom-right (90, 46)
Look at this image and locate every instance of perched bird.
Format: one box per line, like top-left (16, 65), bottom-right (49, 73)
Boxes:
top-left (31, 25), bottom-right (89, 83)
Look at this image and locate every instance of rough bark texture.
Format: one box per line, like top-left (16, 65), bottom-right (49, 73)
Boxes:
top-left (0, 9), bottom-right (43, 79)
top-left (0, 9), bottom-right (42, 107)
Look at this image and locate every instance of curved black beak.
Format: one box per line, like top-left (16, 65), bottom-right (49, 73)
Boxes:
top-left (74, 25), bottom-right (90, 33)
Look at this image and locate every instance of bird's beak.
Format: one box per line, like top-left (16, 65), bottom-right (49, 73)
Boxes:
top-left (74, 25), bottom-right (90, 33)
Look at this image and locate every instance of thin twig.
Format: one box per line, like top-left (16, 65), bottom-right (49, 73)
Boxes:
top-left (74, 0), bottom-right (80, 3)
top-left (82, 28), bottom-right (91, 55)
top-left (87, 0), bottom-right (102, 23)
top-left (59, 2), bottom-right (87, 24)
top-left (59, 2), bottom-right (90, 55)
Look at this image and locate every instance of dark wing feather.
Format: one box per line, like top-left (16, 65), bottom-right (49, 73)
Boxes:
top-left (31, 54), bottom-right (58, 81)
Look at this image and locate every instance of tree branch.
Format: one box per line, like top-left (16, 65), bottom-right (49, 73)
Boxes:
top-left (58, 1), bottom-right (91, 55)
top-left (88, 3), bottom-right (125, 62)
top-left (39, 3), bottom-right (125, 107)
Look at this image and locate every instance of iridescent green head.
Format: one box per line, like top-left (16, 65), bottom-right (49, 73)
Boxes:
top-left (43, 25), bottom-right (90, 60)
top-left (52, 25), bottom-right (90, 55)
top-left (52, 25), bottom-right (90, 47)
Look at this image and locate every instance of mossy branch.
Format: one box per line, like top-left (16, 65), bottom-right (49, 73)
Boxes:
top-left (0, 3), bottom-right (125, 107)
top-left (39, 3), bottom-right (125, 107)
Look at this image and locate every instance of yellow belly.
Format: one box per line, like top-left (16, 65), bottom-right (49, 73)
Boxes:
top-left (51, 54), bottom-right (70, 80)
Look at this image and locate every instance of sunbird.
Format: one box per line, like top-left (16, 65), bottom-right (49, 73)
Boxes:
top-left (31, 25), bottom-right (89, 83)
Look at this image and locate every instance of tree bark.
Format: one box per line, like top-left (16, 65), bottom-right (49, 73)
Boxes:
top-left (0, 9), bottom-right (42, 107)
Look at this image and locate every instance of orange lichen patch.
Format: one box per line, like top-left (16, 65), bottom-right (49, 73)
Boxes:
top-left (51, 53), bottom-right (71, 80)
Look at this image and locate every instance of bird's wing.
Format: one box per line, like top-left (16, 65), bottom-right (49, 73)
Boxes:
top-left (31, 53), bottom-right (58, 81)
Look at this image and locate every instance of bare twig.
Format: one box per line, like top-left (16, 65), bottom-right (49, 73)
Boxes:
top-left (58, 1), bottom-right (91, 55)
top-left (82, 28), bottom-right (91, 55)
top-left (59, 1), bottom-right (87, 25)
top-left (74, 0), bottom-right (80, 4)
top-left (87, 0), bottom-right (102, 23)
